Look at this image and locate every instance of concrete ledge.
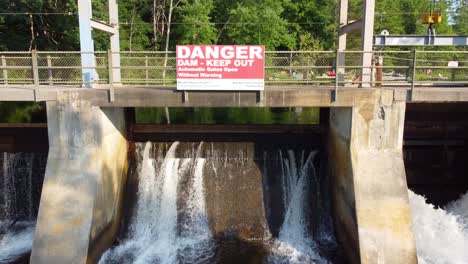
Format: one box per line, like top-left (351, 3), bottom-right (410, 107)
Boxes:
top-left (1, 85), bottom-right (377, 107)
top-left (0, 87), bottom-right (36, 101)
top-left (76, 86), bottom-right (377, 107)
top-left (31, 94), bottom-right (128, 264)
top-left (411, 88), bottom-right (468, 102)
top-left (3, 85), bottom-right (468, 105)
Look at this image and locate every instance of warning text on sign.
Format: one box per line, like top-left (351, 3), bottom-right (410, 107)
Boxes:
top-left (176, 45), bottom-right (265, 91)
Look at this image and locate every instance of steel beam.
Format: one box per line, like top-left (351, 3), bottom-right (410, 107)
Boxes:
top-left (338, 0), bottom-right (349, 51)
top-left (337, 0), bottom-right (349, 85)
top-left (90, 20), bottom-right (116, 34)
top-left (109, 0), bottom-right (121, 84)
top-left (340, 20), bottom-right (363, 35)
top-left (78, 0), bottom-right (98, 87)
top-left (374, 35), bottom-right (468, 46)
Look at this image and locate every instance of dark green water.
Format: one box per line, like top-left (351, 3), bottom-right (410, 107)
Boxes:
top-left (0, 103), bottom-right (319, 125)
top-left (135, 107), bottom-right (319, 124)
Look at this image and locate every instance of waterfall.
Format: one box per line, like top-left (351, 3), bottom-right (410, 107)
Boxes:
top-left (101, 143), bottom-right (336, 264)
top-left (267, 150), bottom-right (328, 264)
top-left (0, 152), bottom-right (46, 264)
top-left (0, 222), bottom-right (35, 264)
top-left (409, 190), bottom-right (468, 264)
top-left (100, 142), bottom-right (214, 264)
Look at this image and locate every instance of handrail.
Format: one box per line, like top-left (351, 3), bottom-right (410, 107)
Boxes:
top-left (0, 50), bottom-right (466, 100)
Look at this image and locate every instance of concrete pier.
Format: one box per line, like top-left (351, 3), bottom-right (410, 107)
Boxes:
top-left (328, 90), bottom-right (418, 264)
top-left (30, 93), bottom-right (128, 264)
top-left (5, 88), bottom-right (460, 263)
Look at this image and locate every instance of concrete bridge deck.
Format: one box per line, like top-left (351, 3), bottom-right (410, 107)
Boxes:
top-left (2, 85), bottom-right (468, 106)
top-left (1, 50), bottom-right (466, 106)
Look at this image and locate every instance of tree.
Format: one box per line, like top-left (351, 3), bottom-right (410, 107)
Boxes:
top-left (0, 0), bottom-right (79, 51)
top-left (119, 0), bottom-right (152, 51)
top-left (375, 0), bottom-right (405, 34)
top-left (282, 0), bottom-right (336, 49)
top-left (152, 0), bottom-right (166, 50)
top-left (223, 0), bottom-right (295, 50)
top-left (173, 0), bottom-right (216, 44)
top-left (162, 0), bottom-right (180, 80)
top-left (453, 0), bottom-right (467, 34)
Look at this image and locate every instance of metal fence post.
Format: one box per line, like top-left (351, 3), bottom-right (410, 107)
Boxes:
top-left (334, 49), bottom-right (339, 102)
top-left (289, 51), bottom-right (293, 76)
top-left (108, 50), bottom-right (115, 102)
top-left (47, 55), bottom-right (53, 85)
top-left (410, 49), bottom-right (417, 101)
top-left (1, 55), bottom-right (7, 85)
top-left (145, 55), bottom-right (149, 86)
top-left (31, 50), bottom-right (39, 88)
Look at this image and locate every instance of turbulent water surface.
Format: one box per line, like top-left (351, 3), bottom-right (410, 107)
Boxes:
top-left (0, 221), bottom-right (35, 264)
top-left (0, 152), bottom-right (46, 264)
top-left (100, 142), bottom-right (336, 264)
top-left (267, 150), bottom-right (331, 264)
top-left (409, 190), bottom-right (468, 264)
top-left (100, 142), bottom-right (215, 264)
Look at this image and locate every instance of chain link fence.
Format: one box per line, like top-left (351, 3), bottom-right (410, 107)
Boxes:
top-left (0, 50), bottom-right (466, 87)
top-left (0, 52), bottom-right (33, 85)
top-left (119, 52), bottom-right (176, 85)
top-left (415, 51), bottom-right (468, 84)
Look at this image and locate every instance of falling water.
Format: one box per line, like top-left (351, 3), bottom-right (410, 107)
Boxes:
top-left (101, 143), bottom-right (336, 264)
top-left (409, 190), bottom-right (468, 264)
top-left (267, 150), bottom-right (329, 264)
top-left (100, 142), bottom-right (214, 264)
top-left (0, 222), bottom-right (35, 264)
top-left (0, 152), bottom-right (46, 264)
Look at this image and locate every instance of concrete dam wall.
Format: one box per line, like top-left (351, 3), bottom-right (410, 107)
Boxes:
top-left (100, 141), bottom-right (338, 263)
top-left (1, 99), bottom-right (468, 263)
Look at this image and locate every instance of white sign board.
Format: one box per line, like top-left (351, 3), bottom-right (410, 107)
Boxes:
top-left (176, 45), bottom-right (265, 91)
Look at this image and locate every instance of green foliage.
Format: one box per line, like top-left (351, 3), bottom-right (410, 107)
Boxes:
top-left (375, 0), bottom-right (455, 35)
top-left (453, 0), bottom-right (468, 34)
top-left (0, 102), bottom-right (46, 123)
top-left (119, 1), bottom-right (152, 51)
top-left (282, 0), bottom-right (337, 49)
top-left (135, 107), bottom-right (320, 124)
top-left (0, 1), bottom-right (463, 125)
top-left (0, 0), bottom-right (463, 52)
top-left (0, 0), bottom-right (79, 51)
top-left (174, 0), bottom-right (216, 45)
top-left (299, 32), bottom-right (323, 51)
top-left (222, 0), bottom-right (295, 49)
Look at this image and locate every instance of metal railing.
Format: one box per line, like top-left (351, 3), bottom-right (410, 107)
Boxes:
top-left (0, 50), bottom-right (466, 88)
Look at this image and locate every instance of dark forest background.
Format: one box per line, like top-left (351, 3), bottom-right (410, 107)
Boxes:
top-left (0, 0), bottom-right (466, 52)
top-left (0, 0), bottom-right (466, 123)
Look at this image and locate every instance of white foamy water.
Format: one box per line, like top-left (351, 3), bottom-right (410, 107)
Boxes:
top-left (0, 221), bottom-right (35, 263)
top-left (446, 191), bottom-right (468, 227)
top-left (99, 142), bottom-right (214, 264)
top-left (268, 150), bottom-right (327, 264)
top-left (409, 190), bottom-right (468, 264)
top-left (1, 152), bottom-right (44, 264)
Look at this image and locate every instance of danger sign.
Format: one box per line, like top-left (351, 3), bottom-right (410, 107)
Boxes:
top-left (176, 45), bottom-right (265, 91)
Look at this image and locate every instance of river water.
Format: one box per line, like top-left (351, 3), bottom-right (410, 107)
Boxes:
top-left (2, 147), bottom-right (468, 264)
top-left (100, 142), bottom-right (337, 264)
top-left (409, 190), bottom-right (468, 264)
top-left (0, 152), bottom-right (47, 264)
